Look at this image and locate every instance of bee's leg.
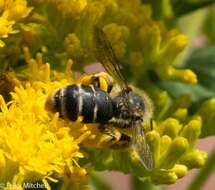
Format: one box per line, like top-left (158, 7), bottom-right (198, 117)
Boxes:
top-left (110, 133), bottom-right (131, 149)
top-left (98, 125), bottom-right (131, 149)
top-left (97, 124), bottom-right (121, 147)
top-left (79, 72), bottom-right (113, 93)
top-left (108, 119), bottom-right (131, 128)
top-left (150, 119), bottom-right (153, 131)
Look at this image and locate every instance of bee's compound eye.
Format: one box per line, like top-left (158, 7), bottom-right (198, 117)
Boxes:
top-left (129, 92), bottom-right (145, 111)
top-left (134, 115), bottom-right (143, 122)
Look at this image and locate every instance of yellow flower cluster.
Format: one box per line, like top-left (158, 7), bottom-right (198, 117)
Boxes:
top-left (46, 0), bottom-right (87, 17)
top-left (0, 0), bottom-right (211, 188)
top-left (147, 116), bottom-right (206, 184)
top-left (0, 48), bottom-right (94, 189)
top-left (0, 0), bottom-right (32, 47)
top-left (24, 0), bottom-right (194, 86)
top-left (64, 33), bottom-right (82, 58)
top-left (103, 23), bottom-right (129, 59)
top-left (101, 13), bottom-right (197, 84)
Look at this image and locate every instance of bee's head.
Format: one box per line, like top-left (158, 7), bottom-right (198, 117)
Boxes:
top-left (128, 91), bottom-right (146, 120)
top-left (113, 90), bottom-right (145, 122)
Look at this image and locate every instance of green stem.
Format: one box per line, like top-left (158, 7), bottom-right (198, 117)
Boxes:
top-left (187, 148), bottom-right (215, 190)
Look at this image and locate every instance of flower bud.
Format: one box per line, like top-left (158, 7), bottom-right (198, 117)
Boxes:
top-left (137, 23), bottom-right (161, 58)
top-left (162, 34), bottom-right (188, 61)
top-left (180, 117), bottom-right (202, 147)
top-left (158, 137), bottom-right (189, 169)
top-left (160, 118), bottom-right (182, 139)
top-left (171, 164), bottom-right (188, 178)
top-left (103, 23), bottom-right (129, 58)
top-left (160, 135), bottom-right (172, 154)
top-left (179, 149), bottom-right (207, 169)
top-left (146, 131), bottom-right (160, 164)
top-left (171, 69), bottom-right (197, 84)
top-left (172, 108), bottom-right (188, 122)
top-left (151, 170), bottom-right (177, 184)
top-left (64, 33), bottom-right (82, 57)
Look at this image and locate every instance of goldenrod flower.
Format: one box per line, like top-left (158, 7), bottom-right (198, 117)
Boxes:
top-left (103, 23), bottom-right (129, 58)
top-left (3, 0), bottom-right (33, 21)
top-left (0, 49), bottom-right (93, 189)
top-left (0, 17), bottom-right (16, 47)
top-left (0, 0), bottom-right (32, 47)
top-left (64, 33), bottom-right (82, 58)
top-left (0, 0), bottom-right (210, 188)
top-left (46, 0), bottom-right (87, 17)
top-left (27, 0), bottom-right (196, 85)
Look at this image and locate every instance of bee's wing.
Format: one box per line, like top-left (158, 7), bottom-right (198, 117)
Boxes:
top-left (131, 123), bottom-right (154, 171)
top-left (93, 26), bottom-right (129, 90)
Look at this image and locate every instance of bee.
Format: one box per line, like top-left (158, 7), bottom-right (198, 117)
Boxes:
top-left (45, 27), bottom-right (154, 170)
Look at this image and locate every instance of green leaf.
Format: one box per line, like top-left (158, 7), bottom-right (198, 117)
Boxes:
top-left (158, 82), bottom-right (214, 112)
top-left (186, 47), bottom-right (215, 92)
top-left (198, 98), bottom-right (215, 137)
top-left (204, 8), bottom-right (215, 44)
top-left (171, 0), bottom-right (215, 17)
top-left (141, 0), bottom-right (214, 20)
top-left (90, 172), bottom-right (112, 190)
top-left (141, 0), bottom-right (163, 19)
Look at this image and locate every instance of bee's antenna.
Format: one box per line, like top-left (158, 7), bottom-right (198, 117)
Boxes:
top-left (122, 86), bottom-right (132, 94)
top-left (150, 119), bottom-right (153, 131)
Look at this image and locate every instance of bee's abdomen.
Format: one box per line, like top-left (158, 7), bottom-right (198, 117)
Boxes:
top-left (54, 84), bottom-right (114, 123)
